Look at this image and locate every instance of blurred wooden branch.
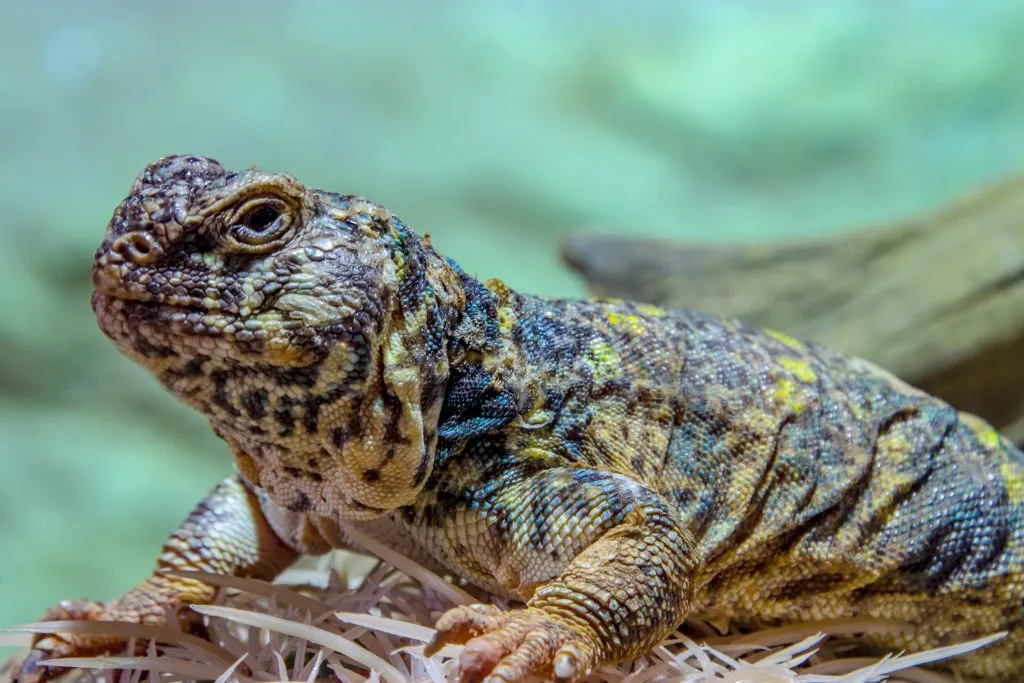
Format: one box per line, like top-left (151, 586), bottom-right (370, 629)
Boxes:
top-left (561, 173), bottom-right (1024, 443)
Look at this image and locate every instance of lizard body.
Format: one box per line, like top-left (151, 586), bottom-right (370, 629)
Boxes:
top-left (17, 155), bottom-right (1024, 682)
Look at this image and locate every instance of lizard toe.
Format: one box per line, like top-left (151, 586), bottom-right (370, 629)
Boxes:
top-left (14, 599), bottom-right (113, 683)
top-left (433, 605), bottom-right (597, 683)
top-left (425, 603), bottom-right (507, 656)
top-left (473, 628), bottom-right (554, 683)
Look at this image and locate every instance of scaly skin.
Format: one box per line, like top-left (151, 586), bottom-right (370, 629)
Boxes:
top-left (16, 155), bottom-right (1024, 682)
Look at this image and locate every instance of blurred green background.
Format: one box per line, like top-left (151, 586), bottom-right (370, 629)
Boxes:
top-left (3, 0), bottom-right (1024, 647)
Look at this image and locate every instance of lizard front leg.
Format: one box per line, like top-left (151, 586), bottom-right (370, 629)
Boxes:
top-left (16, 475), bottom-right (300, 683)
top-left (422, 467), bottom-right (700, 683)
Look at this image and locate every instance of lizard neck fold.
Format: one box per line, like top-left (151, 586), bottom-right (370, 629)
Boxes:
top-left (314, 220), bottom-right (467, 516)
top-left (436, 274), bottom-right (550, 459)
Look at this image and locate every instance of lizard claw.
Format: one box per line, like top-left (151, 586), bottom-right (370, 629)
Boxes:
top-left (12, 599), bottom-right (118, 683)
top-left (13, 650), bottom-right (47, 683)
top-left (427, 604), bottom-right (597, 683)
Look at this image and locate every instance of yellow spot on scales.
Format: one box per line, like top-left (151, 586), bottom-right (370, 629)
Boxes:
top-left (498, 305), bottom-right (516, 335)
top-left (780, 357), bottom-right (816, 382)
top-left (766, 328), bottom-right (804, 350)
top-left (636, 303), bottom-right (665, 317)
top-left (483, 279), bottom-right (517, 335)
top-left (484, 278), bottom-right (512, 299)
top-left (1002, 462), bottom-right (1024, 501)
top-left (960, 412), bottom-right (1005, 453)
top-left (979, 427), bottom-right (1002, 449)
top-left (519, 447), bottom-right (562, 466)
top-left (605, 311), bottom-right (646, 335)
top-left (877, 431), bottom-right (913, 465)
top-left (771, 378), bottom-right (806, 414)
top-left (585, 339), bottom-right (623, 381)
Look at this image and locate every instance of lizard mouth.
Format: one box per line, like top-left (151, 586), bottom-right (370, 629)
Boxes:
top-left (90, 259), bottom-right (262, 335)
top-left (90, 256), bottom-right (318, 367)
top-left (91, 288), bottom-right (306, 366)
top-left (92, 291), bottom-right (238, 343)
top-left (92, 261), bottom-right (227, 312)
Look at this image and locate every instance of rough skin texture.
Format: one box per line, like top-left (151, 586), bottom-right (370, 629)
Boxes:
top-left (17, 155), bottom-right (1024, 682)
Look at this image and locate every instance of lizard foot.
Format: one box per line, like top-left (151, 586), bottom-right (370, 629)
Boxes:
top-left (426, 604), bottom-right (598, 683)
top-left (14, 599), bottom-right (120, 683)
top-left (14, 594), bottom-right (208, 683)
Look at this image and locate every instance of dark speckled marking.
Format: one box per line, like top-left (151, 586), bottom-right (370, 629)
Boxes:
top-left (210, 371), bottom-right (241, 417)
top-left (288, 491), bottom-right (311, 512)
top-left (382, 390), bottom-right (412, 445)
top-left (241, 388), bottom-right (269, 420)
top-left (412, 452), bottom-right (431, 487)
top-left (264, 364), bottom-right (320, 388)
top-left (302, 396), bottom-right (322, 433)
top-left (274, 396), bottom-right (296, 436)
top-left (768, 573), bottom-right (852, 603)
top-left (181, 356), bottom-right (208, 377)
top-left (135, 339), bottom-right (177, 357)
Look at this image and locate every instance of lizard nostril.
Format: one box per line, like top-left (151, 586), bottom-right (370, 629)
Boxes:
top-left (111, 232), bottom-right (162, 265)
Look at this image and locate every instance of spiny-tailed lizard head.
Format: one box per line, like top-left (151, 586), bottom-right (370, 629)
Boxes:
top-left (92, 155), bottom-right (464, 518)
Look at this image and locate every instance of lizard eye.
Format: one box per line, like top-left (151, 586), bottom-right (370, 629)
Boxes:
top-left (242, 204), bottom-right (280, 233)
top-left (226, 198), bottom-right (293, 251)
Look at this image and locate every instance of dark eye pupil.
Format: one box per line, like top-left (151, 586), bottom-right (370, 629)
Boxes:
top-left (245, 205), bottom-right (280, 232)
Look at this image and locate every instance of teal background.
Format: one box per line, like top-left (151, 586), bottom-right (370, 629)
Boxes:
top-left (3, 0), bottom-right (1024, 645)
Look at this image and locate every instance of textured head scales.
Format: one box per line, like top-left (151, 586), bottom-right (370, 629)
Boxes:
top-left (92, 155), bottom-right (465, 519)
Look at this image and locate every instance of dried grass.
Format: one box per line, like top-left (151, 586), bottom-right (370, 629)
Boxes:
top-left (0, 535), bottom-right (1002, 683)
